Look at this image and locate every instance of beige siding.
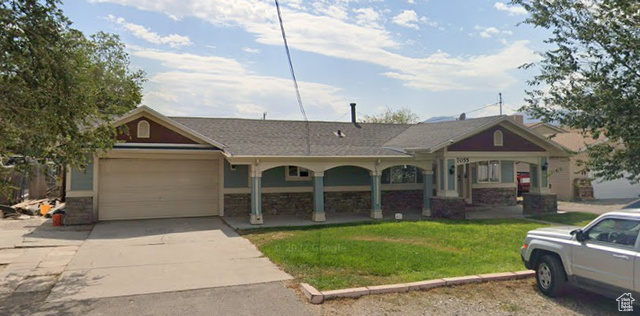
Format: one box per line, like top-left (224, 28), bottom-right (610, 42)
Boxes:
top-left (549, 157), bottom-right (572, 200)
top-left (515, 162), bottom-right (530, 173)
top-left (98, 158), bottom-right (219, 220)
top-left (531, 125), bottom-right (562, 136)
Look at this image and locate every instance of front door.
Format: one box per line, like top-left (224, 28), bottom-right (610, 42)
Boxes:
top-left (571, 217), bottom-right (639, 291)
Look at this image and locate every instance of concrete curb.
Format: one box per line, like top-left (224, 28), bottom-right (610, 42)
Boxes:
top-left (300, 270), bottom-right (535, 304)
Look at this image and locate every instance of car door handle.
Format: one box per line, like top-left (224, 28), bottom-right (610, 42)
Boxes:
top-left (613, 254), bottom-right (630, 260)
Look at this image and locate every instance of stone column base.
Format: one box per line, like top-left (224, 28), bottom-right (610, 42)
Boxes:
top-left (523, 193), bottom-right (557, 215)
top-left (250, 214), bottom-right (263, 225)
top-left (370, 210), bottom-right (383, 219)
top-left (422, 208), bottom-right (431, 217)
top-left (430, 197), bottom-right (466, 219)
top-left (65, 197), bottom-right (96, 225)
top-left (312, 212), bottom-right (326, 222)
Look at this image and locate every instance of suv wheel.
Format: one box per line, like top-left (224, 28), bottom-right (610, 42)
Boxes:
top-left (536, 255), bottom-right (567, 297)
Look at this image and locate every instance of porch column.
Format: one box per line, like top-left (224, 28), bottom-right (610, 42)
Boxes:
top-left (539, 157), bottom-right (550, 193)
top-left (250, 167), bottom-right (263, 225)
top-left (444, 158), bottom-right (458, 197)
top-left (370, 171), bottom-right (382, 219)
top-left (312, 172), bottom-right (326, 222)
top-left (529, 157), bottom-right (550, 194)
top-left (422, 170), bottom-right (434, 216)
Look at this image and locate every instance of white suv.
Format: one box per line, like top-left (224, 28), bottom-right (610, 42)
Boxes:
top-left (521, 210), bottom-right (640, 297)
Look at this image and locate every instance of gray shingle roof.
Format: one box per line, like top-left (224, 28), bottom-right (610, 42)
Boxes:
top-left (172, 117), bottom-right (412, 156)
top-left (383, 116), bottom-right (504, 152)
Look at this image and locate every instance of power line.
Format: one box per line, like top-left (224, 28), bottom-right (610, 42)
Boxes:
top-left (274, 0), bottom-right (310, 155)
top-left (465, 102), bottom-right (499, 114)
top-left (426, 101), bottom-right (500, 123)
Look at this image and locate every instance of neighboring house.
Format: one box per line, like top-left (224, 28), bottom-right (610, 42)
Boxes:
top-left (63, 106), bottom-right (569, 225)
top-left (525, 121), bottom-right (640, 200)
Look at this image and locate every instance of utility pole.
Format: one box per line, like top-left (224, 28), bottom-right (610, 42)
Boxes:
top-left (498, 93), bottom-right (503, 116)
top-left (262, 112), bottom-right (267, 120)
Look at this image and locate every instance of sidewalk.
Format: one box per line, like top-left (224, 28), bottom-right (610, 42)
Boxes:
top-left (0, 217), bottom-right (91, 306)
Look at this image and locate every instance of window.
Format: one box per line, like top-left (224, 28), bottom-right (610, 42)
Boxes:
top-left (385, 165), bottom-right (417, 184)
top-left (493, 130), bottom-right (503, 146)
top-left (586, 218), bottom-right (640, 247)
top-left (477, 160), bottom-right (500, 182)
top-left (137, 120), bottom-right (150, 138)
top-left (285, 166), bottom-right (310, 180)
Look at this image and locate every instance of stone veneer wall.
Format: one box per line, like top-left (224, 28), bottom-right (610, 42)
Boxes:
top-left (382, 190), bottom-right (423, 212)
top-left (523, 193), bottom-right (558, 215)
top-left (224, 190), bottom-right (424, 217)
top-left (224, 194), bottom-right (252, 217)
top-left (65, 197), bottom-right (95, 225)
top-left (324, 191), bottom-right (371, 213)
top-left (224, 192), bottom-right (313, 217)
top-left (430, 197), bottom-right (466, 219)
top-left (472, 187), bottom-right (517, 206)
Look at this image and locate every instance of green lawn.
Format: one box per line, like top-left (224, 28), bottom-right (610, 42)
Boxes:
top-left (242, 219), bottom-right (547, 290)
top-left (529, 212), bottom-right (599, 227)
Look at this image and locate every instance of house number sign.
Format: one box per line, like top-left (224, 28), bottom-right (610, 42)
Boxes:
top-left (456, 157), bottom-right (470, 164)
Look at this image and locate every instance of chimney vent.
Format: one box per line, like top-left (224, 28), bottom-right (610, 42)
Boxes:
top-left (350, 103), bottom-right (361, 128)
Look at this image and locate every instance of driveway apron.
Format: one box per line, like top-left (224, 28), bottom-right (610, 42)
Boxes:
top-left (47, 217), bottom-right (292, 302)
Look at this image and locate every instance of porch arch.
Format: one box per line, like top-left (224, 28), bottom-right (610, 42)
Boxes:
top-left (378, 164), bottom-right (435, 218)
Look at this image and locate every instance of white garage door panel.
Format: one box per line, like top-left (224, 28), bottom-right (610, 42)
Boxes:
top-left (99, 158), bottom-right (219, 220)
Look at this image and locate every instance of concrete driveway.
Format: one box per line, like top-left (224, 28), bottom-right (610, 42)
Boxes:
top-left (47, 217), bottom-right (292, 302)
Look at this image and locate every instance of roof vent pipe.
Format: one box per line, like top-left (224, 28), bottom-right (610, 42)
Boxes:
top-left (350, 103), bottom-right (361, 128)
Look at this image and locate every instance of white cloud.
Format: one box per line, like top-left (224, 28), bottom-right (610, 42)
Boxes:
top-left (494, 2), bottom-right (527, 16)
top-left (107, 15), bottom-right (192, 48)
top-left (353, 7), bottom-right (382, 29)
top-left (94, 0), bottom-right (539, 93)
top-left (407, 0), bottom-right (415, 3)
top-left (312, 2), bottom-right (348, 21)
top-left (474, 25), bottom-right (513, 38)
top-left (131, 49), bottom-right (348, 119)
top-left (242, 47), bottom-right (261, 54)
top-left (392, 10), bottom-right (420, 30)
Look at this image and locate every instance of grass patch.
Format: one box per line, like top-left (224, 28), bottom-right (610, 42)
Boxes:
top-left (530, 212), bottom-right (598, 226)
top-left (242, 219), bottom-right (548, 290)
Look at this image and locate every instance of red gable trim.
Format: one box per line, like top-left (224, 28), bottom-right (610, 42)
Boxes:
top-left (116, 116), bottom-right (199, 144)
top-left (447, 125), bottom-right (545, 152)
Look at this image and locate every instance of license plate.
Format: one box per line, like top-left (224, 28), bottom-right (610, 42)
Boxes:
top-left (521, 178), bottom-right (530, 183)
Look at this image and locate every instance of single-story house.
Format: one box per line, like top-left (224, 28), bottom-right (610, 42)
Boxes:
top-left (64, 105), bottom-right (570, 225)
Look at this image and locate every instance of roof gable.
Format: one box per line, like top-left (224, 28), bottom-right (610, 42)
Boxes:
top-left (116, 116), bottom-right (199, 144)
top-left (385, 115), bottom-right (570, 156)
top-left (448, 125), bottom-right (544, 152)
top-left (113, 106), bottom-right (227, 151)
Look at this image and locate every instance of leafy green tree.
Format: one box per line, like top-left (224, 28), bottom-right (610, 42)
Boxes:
top-left (513, 0), bottom-right (640, 181)
top-left (363, 107), bottom-right (419, 124)
top-left (0, 0), bottom-right (145, 196)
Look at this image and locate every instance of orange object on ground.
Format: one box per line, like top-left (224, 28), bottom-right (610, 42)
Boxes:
top-left (40, 204), bottom-right (51, 216)
top-left (52, 214), bottom-right (63, 226)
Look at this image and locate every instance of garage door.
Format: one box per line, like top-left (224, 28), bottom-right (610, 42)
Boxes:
top-left (98, 158), bottom-right (219, 220)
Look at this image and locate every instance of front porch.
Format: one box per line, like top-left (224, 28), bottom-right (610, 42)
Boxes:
top-left (223, 205), bottom-right (526, 230)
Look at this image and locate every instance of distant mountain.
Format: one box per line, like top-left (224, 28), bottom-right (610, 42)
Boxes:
top-left (423, 116), bottom-right (456, 123)
top-left (423, 112), bottom-right (549, 126)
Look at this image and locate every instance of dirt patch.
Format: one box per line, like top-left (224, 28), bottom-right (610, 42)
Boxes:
top-left (314, 279), bottom-right (620, 316)
top-left (348, 236), bottom-right (461, 254)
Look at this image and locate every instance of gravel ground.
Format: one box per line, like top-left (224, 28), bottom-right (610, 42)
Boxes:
top-left (313, 279), bottom-right (623, 316)
top-left (558, 198), bottom-right (636, 215)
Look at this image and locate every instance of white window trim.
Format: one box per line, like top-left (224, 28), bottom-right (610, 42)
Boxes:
top-left (493, 130), bottom-right (504, 146)
top-left (477, 160), bottom-right (501, 183)
top-left (137, 120), bottom-right (150, 138)
top-left (285, 166), bottom-right (311, 181)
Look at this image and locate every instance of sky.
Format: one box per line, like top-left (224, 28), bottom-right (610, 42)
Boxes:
top-left (62, 0), bottom-right (551, 122)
